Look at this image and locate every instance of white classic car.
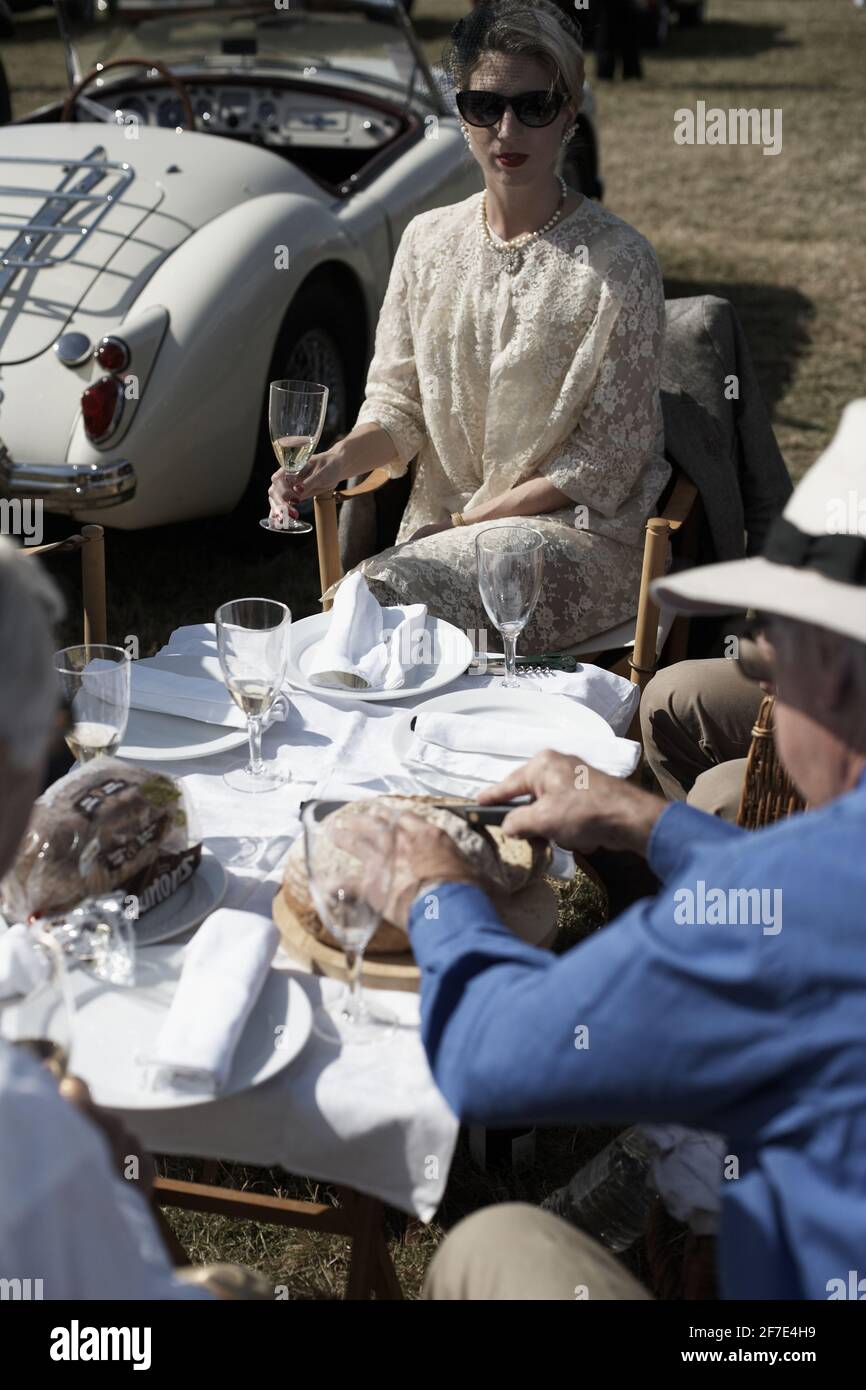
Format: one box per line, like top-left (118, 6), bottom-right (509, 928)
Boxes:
top-left (0, 0), bottom-right (602, 530)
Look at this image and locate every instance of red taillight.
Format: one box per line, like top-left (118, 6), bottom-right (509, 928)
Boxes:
top-left (95, 336), bottom-right (130, 372)
top-left (82, 375), bottom-right (124, 443)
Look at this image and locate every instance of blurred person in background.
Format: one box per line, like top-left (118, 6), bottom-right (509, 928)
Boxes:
top-left (595, 0), bottom-right (643, 81)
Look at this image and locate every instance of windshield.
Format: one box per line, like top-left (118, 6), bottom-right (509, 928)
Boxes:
top-left (59, 0), bottom-right (444, 110)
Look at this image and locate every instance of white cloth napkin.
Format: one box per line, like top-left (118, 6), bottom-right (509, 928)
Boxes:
top-left (641, 1124), bottom-right (727, 1235)
top-left (537, 669), bottom-right (640, 737)
top-left (470, 664), bottom-right (640, 736)
top-left (129, 663), bottom-right (289, 731)
top-left (408, 707), bottom-right (641, 787)
top-left (307, 573), bottom-right (427, 692)
top-left (0, 924), bottom-right (50, 1001)
top-left (147, 909), bottom-right (279, 1093)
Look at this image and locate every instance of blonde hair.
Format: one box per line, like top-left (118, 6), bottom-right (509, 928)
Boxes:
top-left (444, 1), bottom-right (585, 111)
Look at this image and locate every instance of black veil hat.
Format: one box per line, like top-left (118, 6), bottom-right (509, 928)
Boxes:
top-left (442, 1), bottom-right (585, 97)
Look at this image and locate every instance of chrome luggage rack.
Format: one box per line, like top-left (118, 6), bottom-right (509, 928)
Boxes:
top-left (0, 147), bottom-right (135, 293)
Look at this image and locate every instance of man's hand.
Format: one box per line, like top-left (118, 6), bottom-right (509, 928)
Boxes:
top-left (477, 750), bottom-right (667, 858)
top-left (333, 810), bottom-right (483, 931)
top-left (59, 1076), bottom-right (155, 1195)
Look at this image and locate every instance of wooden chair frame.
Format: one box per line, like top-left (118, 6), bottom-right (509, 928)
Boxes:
top-left (313, 466), bottom-right (701, 692)
top-left (20, 523), bottom-right (108, 644)
top-left (152, 1172), bottom-right (403, 1300)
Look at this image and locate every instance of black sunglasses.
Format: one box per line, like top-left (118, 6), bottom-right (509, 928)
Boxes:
top-left (456, 89), bottom-right (567, 129)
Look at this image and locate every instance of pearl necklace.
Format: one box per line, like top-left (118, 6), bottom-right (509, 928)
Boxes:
top-left (480, 176), bottom-right (569, 275)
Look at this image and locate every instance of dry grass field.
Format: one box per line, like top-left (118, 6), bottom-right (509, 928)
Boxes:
top-left (2, 0), bottom-right (864, 1297)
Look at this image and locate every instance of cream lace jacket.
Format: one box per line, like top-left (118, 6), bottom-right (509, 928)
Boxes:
top-left (349, 191), bottom-right (671, 648)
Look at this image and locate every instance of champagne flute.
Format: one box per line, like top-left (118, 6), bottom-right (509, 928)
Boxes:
top-left (54, 644), bottom-right (131, 763)
top-left (216, 598), bottom-right (291, 793)
top-left (475, 526), bottom-right (545, 689)
top-left (302, 801), bottom-right (397, 1046)
top-left (259, 379), bottom-right (329, 535)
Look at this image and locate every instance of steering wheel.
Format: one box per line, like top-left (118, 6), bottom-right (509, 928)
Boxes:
top-left (61, 57), bottom-right (195, 128)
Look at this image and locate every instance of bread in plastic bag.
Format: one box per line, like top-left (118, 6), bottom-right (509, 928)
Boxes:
top-left (0, 758), bottom-right (202, 923)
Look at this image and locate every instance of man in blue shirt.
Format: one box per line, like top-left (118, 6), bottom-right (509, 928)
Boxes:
top-left (351, 401), bottom-right (866, 1299)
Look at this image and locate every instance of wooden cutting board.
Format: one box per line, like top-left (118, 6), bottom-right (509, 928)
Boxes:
top-left (272, 877), bottom-right (560, 994)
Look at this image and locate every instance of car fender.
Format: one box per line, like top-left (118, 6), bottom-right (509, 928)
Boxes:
top-left (68, 193), bottom-right (377, 528)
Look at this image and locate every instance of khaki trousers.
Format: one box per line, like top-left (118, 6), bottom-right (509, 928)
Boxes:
top-left (424, 1204), bottom-right (651, 1301)
top-left (640, 659), bottom-right (763, 822)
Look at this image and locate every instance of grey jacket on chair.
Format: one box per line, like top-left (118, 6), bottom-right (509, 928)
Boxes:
top-left (660, 295), bottom-right (792, 561)
top-left (339, 295), bottom-right (793, 571)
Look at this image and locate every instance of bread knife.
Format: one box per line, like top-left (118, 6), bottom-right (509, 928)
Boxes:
top-left (299, 798), bottom-right (529, 828)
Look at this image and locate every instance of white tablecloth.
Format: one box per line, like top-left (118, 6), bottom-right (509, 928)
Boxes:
top-left (39, 630), bottom-right (637, 1222)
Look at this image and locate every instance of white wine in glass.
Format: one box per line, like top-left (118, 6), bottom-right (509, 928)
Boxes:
top-left (54, 645), bottom-right (131, 764)
top-left (224, 678), bottom-right (276, 720)
top-left (65, 721), bottom-right (122, 763)
top-left (216, 598), bottom-right (292, 793)
top-left (272, 434), bottom-right (317, 473)
top-left (260, 380), bottom-right (329, 536)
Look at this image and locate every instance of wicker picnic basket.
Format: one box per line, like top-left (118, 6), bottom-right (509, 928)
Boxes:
top-left (735, 695), bottom-right (807, 829)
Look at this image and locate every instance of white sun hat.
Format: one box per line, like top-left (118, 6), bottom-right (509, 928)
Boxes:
top-left (652, 399), bottom-right (866, 645)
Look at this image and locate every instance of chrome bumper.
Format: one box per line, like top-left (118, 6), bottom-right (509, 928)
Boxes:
top-left (0, 445), bottom-right (136, 510)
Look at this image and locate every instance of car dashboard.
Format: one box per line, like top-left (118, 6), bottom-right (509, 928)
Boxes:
top-left (92, 82), bottom-right (405, 152)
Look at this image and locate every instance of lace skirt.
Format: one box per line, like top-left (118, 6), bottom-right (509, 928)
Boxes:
top-left (338, 514), bottom-right (648, 652)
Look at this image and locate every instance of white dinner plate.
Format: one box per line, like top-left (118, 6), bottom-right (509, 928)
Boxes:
top-left (134, 851), bottom-right (227, 947)
top-left (285, 612), bottom-right (473, 702)
top-left (391, 687), bottom-right (617, 797)
top-left (64, 944), bottom-right (313, 1110)
top-left (117, 707), bottom-right (249, 762)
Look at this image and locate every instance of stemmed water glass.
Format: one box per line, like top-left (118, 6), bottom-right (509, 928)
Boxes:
top-left (475, 526), bottom-right (545, 688)
top-left (216, 598), bottom-right (291, 793)
top-left (259, 379), bottom-right (329, 535)
top-left (302, 802), bottom-right (398, 1046)
top-left (54, 645), bottom-right (131, 762)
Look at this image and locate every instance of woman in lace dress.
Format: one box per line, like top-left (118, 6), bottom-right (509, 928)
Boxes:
top-left (269, 0), bottom-right (669, 651)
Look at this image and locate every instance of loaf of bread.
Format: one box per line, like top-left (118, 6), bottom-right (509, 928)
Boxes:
top-left (0, 758), bottom-right (201, 924)
top-left (281, 794), bottom-right (551, 956)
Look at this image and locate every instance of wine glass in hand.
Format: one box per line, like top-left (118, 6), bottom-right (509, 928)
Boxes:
top-left (216, 598), bottom-right (291, 793)
top-left (476, 526), bottom-right (545, 689)
top-left (260, 380), bottom-right (329, 535)
top-left (54, 645), bottom-right (131, 763)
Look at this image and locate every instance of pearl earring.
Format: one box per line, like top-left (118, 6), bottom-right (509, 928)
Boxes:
top-left (562, 122), bottom-right (577, 145)
top-left (461, 123), bottom-right (471, 143)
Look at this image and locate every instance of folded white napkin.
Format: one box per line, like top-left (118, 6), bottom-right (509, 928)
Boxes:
top-left (165, 624), bottom-right (218, 655)
top-left (308, 572), bottom-right (428, 692)
top-left (538, 669), bottom-right (640, 737)
top-left (129, 663), bottom-right (289, 731)
top-left (409, 707), bottom-right (641, 784)
top-left (0, 924), bottom-right (50, 1001)
top-left (147, 909), bottom-right (279, 1094)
